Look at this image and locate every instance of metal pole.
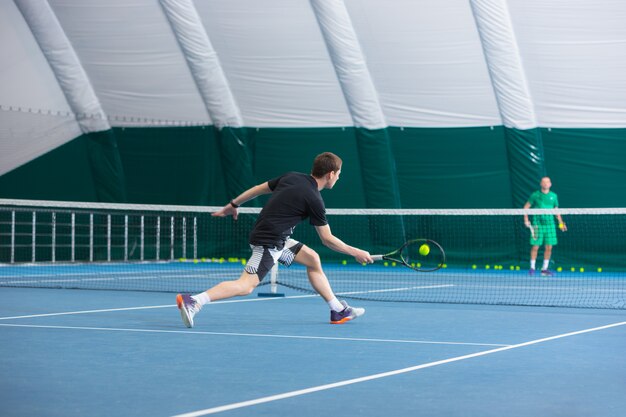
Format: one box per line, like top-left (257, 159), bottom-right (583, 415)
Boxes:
top-left (31, 211), bottom-right (36, 263)
top-left (107, 214), bottom-right (111, 262)
top-left (71, 213), bottom-right (75, 262)
top-left (10, 211), bottom-right (15, 263)
top-left (51, 212), bottom-right (56, 263)
top-left (193, 217), bottom-right (197, 260)
top-left (170, 216), bottom-right (175, 260)
top-left (89, 214), bottom-right (94, 262)
top-left (140, 215), bottom-right (145, 261)
top-left (156, 216), bottom-right (160, 261)
top-left (182, 217), bottom-right (187, 259)
top-left (124, 215), bottom-right (128, 261)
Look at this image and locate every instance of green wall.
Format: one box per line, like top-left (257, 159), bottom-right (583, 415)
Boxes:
top-left (2, 125), bottom-right (626, 209)
top-left (2, 125), bottom-right (626, 270)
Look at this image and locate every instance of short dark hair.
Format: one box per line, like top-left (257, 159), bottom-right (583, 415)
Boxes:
top-left (311, 152), bottom-right (342, 178)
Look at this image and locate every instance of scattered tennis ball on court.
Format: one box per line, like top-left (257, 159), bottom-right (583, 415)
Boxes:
top-left (193, 259), bottom-right (198, 264)
top-left (392, 262), bottom-right (397, 267)
top-left (557, 267), bottom-right (562, 272)
top-left (384, 262), bottom-right (389, 267)
top-left (472, 264), bottom-right (477, 269)
top-left (571, 267), bottom-right (576, 272)
top-left (515, 266), bottom-right (520, 271)
top-left (597, 267), bottom-right (602, 273)
top-left (241, 259), bottom-right (246, 265)
top-left (179, 258), bottom-right (186, 262)
top-left (342, 260), bottom-right (347, 265)
top-left (442, 264), bottom-right (447, 268)
top-left (580, 268), bottom-right (584, 273)
top-left (419, 244), bottom-right (430, 256)
top-left (485, 265), bottom-right (490, 269)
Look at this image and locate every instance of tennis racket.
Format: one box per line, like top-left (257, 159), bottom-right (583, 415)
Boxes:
top-left (526, 224), bottom-right (537, 240)
top-left (371, 239), bottom-right (445, 272)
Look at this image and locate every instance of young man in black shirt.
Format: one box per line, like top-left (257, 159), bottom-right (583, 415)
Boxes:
top-left (177, 152), bottom-right (373, 327)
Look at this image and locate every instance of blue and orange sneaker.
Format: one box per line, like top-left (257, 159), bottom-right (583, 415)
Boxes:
top-left (541, 269), bottom-right (555, 277)
top-left (176, 294), bottom-right (201, 328)
top-left (330, 300), bottom-right (365, 324)
top-left (529, 269), bottom-right (536, 276)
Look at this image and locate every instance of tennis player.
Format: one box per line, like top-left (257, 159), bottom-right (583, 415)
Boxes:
top-left (523, 176), bottom-right (567, 276)
top-left (176, 152), bottom-right (373, 327)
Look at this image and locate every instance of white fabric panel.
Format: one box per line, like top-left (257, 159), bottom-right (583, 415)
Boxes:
top-left (508, 0), bottom-right (626, 128)
top-left (469, 0), bottom-right (537, 129)
top-left (49, 0), bottom-right (210, 127)
top-left (194, 0), bottom-right (352, 127)
top-left (0, 0), bottom-right (81, 176)
top-left (0, 111), bottom-right (81, 176)
top-left (346, 0), bottom-right (501, 127)
top-left (159, 0), bottom-right (242, 128)
top-left (310, 0), bottom-right (386, 129)
top-left (15, 0), bottom-right (109, 133)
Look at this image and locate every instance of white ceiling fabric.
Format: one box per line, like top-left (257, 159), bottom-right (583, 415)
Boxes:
top-left (2, 0), bottom-right (626, 173)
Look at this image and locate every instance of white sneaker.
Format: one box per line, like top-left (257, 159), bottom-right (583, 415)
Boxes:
top-left (176, 294), bottom-right (201, 328)
top-left (330, 300), bottom-right (365, 324)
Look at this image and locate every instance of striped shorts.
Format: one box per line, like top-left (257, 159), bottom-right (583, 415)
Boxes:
top-left (244, 239), bottom-right (304, 281)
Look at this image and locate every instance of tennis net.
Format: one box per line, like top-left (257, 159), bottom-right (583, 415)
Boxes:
top-left (1, 199), bottom-right (625, 309)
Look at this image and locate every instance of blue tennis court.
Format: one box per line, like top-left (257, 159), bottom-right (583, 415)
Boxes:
top-left (1, 278), bottom-right (625, 416)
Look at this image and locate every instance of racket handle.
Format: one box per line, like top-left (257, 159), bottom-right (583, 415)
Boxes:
top-left (371, 255), bottom-right (384, 261)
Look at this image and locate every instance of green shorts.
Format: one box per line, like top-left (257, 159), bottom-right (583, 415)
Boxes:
top-left (530, 223), bottom-right (558, 246)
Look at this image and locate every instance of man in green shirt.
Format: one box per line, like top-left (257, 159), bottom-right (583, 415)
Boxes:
top-left (523, 177), bottom-right (567, 276)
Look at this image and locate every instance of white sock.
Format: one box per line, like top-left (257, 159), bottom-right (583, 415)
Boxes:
top-left (542, 260), bottom-right (550, 270)
top-left (192, 292), bottom-right (211, 306)
top-left (530, 260), bottom-right (536, 269)
top-left (328, 297), bottom-right (344, 312)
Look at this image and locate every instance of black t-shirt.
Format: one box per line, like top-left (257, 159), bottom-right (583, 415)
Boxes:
top-left (249, 172), bottom-right (328, 248)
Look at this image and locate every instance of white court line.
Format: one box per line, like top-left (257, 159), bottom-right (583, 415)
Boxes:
top-left (0, 295), bottom-right (299, 321)
top-left (170, 320), bottom-right (626, 417)
top-left (0, 284), bottom-right (447, 321)
top-left (0, 323), bottom-right (508, 347)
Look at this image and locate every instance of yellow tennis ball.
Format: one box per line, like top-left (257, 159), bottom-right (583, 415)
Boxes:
top-left (557, 267), bottom-right (562, 272)
top-left (419, 244), bottom-right (430, 256)
top-left (342, 260), bottom-right (347, 265)
top-left (580, 267), bottom-right (584, 273)
top-left (472, 265), bottom-right (477, 269)
top-left (597, 267), bottom-right (602, 273)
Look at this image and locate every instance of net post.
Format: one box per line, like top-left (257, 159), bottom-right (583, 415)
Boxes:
top-left (257, 263), bottom-right (285, 297)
